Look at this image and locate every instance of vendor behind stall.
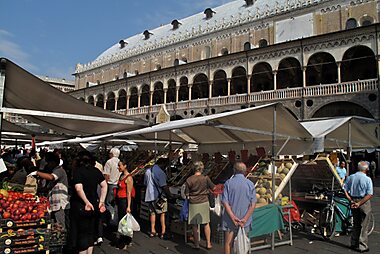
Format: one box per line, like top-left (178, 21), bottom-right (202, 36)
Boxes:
top-left (36, 152), bottom-right (70, 230)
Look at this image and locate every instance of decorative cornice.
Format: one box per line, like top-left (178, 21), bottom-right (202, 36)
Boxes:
top-left (303, 34), bottom-right (375, 52)
top-left (249, 47), bottom-right (301, 62)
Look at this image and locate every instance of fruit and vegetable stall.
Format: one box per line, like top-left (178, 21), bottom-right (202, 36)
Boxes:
top-left (0, 186), bottom-right (65, 254)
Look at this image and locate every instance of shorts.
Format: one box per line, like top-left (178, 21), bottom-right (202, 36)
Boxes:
top-left (148, 200), bottom-right (168, 215)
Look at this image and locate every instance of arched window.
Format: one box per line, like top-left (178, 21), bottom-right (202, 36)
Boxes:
top-left (129, 87), bottom-right (138, 108)
top-left (117, 90), bottom-right (127, 110)
top-left (346, 18), bottom-right (358, 29)
top-left (361, 16), bottom-right (374, 26)
top-left (259, 39), bottom-right (268, 48)
top-left (106, 92), bottom-right (115, 111)
top-left (221, 48), bottom-right (229, 56)
top-left (244, 42), bottom-right (251, 51)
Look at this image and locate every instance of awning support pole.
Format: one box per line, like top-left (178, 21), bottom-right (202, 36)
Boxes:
top-left (347, 120), bottom-right (352, 176)
top-left (0, 59), bottom-right (7, 146)
top-left (271, 105), bottom-right (277, 250)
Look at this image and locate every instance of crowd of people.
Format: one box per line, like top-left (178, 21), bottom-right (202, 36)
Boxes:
top-left (0, 146), bottom-right (260, 254)
top-left (1, 146), bottom-right (377, 254)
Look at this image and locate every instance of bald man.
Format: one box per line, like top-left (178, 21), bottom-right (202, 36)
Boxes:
top-left (221, 162), bottom-right (256, 254)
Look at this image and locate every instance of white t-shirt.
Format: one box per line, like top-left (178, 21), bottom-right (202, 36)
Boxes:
top-left (103, 157), bottom-right (120, 184)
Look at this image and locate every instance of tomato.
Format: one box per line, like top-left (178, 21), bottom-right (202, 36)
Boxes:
top-left (3, 211), bottom-right (11, 219)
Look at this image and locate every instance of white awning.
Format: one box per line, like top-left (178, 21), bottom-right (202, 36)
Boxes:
top-left (301, 117), bottom-right (380, 152)
top-left (0, 58), bottom-right (146, 136)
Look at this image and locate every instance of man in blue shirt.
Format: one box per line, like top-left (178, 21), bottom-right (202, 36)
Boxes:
top-left (144, 158), bottom-right (170, 239)
top-left (344, 161), bottom-right (373, 253)
top-left (336, 161), bottom-right (347, 182)
top-left (222, 162), bottom-right (256, 254)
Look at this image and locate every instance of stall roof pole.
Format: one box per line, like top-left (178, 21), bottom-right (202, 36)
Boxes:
top-left (271, 105), bottom-right (277, 251)
top-left (347, 120), bottom-right (352, 176)
top-left (0, 59), bottom-right (6, 146)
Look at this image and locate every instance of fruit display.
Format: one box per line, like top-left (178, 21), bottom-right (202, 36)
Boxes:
top-left (168, 161), bottom-right (193, 186)
top-left (0, 191), bottom-right (49, 225)
top-left (0, 188), bottom-right (54, 254)
top-left (247, 159), bottom-right (298, 207)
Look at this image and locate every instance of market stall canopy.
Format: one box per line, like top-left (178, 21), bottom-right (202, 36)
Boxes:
top-left (301, 117), bottom-right (380, 152)
top-left (1, 119), bottom-right (70, 143)
top-left (0, 58), bottom-right (146, 136)
top-left (113, 103), bottom-right (314, 155)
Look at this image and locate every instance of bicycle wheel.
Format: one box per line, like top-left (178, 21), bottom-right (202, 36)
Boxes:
top-left (319, 206), bottom-right (336, 240)
top-left (367, 212), bottom-right (375, 236)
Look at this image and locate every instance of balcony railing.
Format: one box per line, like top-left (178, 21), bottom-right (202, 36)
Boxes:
top-left (124, 79), bottom-right (378, 116)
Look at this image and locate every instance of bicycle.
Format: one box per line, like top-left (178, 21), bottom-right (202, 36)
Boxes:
top-left (319, 189), bottom-right (375, 240)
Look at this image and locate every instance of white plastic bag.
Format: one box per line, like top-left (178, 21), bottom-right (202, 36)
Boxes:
top-left (118, 213), bottom-right (140, 237)
top-left (233, 227), bottom-right (250, 254)
top-left (213, 195), bottom-right (222, 216)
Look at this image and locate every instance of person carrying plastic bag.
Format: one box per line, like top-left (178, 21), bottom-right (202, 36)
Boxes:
top-left (233, 227), bottom-right (250, 254)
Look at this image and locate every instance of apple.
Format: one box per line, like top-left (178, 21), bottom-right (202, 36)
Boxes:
top-left (3, 211), bottom-right (11, 219)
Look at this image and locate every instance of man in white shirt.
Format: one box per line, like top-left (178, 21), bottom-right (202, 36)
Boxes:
top-left (103, 148), bottom-right (120, 209)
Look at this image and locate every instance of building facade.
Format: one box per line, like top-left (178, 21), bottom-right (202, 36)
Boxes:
top-left (70, 0), bottom-right (380, 122)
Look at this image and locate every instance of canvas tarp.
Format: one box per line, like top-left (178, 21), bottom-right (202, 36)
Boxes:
top-left (0, 58), bottom-right (146, 136)
top-left (301, 117), bottom-right (380, 152)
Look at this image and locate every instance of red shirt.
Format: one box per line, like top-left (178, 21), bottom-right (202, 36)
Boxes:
top-left (117, 174), bottom-right (135, 199)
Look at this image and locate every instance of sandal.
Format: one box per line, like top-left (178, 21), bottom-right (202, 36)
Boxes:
top-left (149, 232), bottom-right (158, 238)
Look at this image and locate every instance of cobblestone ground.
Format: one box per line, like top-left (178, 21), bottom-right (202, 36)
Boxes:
top-left (94, 178), bottom-right (380, 254)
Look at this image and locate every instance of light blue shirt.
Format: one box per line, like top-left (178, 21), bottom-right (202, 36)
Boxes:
top-left (144, 164), bottom-right (167, 202)
top-left (336, 166), bottom-right (347, 180)
top-left (221, 174), bottom-right (256, 230)
top-left (344, 172), bottom-right (373, 197)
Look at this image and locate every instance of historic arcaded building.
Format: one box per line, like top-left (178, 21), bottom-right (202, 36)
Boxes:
top-left (70, 0), bottom-right (380, 122)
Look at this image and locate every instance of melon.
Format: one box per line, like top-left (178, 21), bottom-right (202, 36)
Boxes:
top-left (258, 187), bottom-right (267, 195)
top-left (258, 198), bottom-right (267, 204)
top-left (282, 168), bottom-right (289, 174)
top-left (280, 173), bottom-right (286, 179)
top-left (285, 162), bottom-right (293, 169)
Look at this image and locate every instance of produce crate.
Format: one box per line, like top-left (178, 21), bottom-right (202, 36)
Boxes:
top-left (0, 217), bottom-right (50, 231)
top-left (0, 234), bottom-right (48, 248)
top-left (49, 223), bottom-right (66, 247)
top-left (1, 243), bottom-right (48, 254)
top-left (0, 228), bottom-right (49, 238)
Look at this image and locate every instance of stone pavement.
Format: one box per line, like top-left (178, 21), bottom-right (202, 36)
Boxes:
top-left (94, 178), bottom-right (380, 254)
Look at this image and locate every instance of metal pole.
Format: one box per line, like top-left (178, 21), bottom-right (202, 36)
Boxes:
top-left (0, 59), bottom-right (7, 146)
top-left (271, 104), bottom-right (277, 250)
top-left (347, 120), bottom-right (352, 176)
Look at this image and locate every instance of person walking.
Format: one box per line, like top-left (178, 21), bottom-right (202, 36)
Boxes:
top-left (184, 161), bottom-right (215, 249)
top-left (144, 158), bottom-right (170, 239)
top-left (69, 152), bottom-right (107, 254)
top-left (103, 148), bottom-right (120, 222)
top-left (115, 159), bottom-right (135, 250)
top-left (221, 162), bottom-right (256, 254)
top-left (344, 161), bottom-right (373, 253)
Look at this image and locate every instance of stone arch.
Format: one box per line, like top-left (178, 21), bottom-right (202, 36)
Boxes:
top-left (284, 107), bottom-right (299, 120)
top-left (277, 57), bottom-right (302, 89)
top-left (231, 66), bottom-right (247, 95)
top-left (167, 79), bottom-right (176, 103)
top-left (106, 92), bottom-right (115, 110)
top-left (129, 87), bottom-right (138, 108)
top-left (152, 82), bottom-right (164, 105)
top-left (117, 89), bottom-right (126, 110)
top-left (179, 76), bottom-right (189, 101)
top-left (346, 18), bottom-right (358, 29)
top-left (244, 42), bottom-right (251, 51)
top-left (259, 39), bottom-right (268, 48)
top-left (341, 45), bottom-right (376, 82)
top-left (79, 97), bottom-right (84, 101)
top-left (87, 96), bottom-right (94, 105)
top-left (192, 73), bottom-right (209, 99)
top-left (213, 70), bottom-right (228, 97)
top-left (170, 115), bottom-right (183, 121)
top-left (140, 84), bottom-right (150, 107)
top-left (312, 101), bottom-right (373, 118)
top-left (360, 15), bottom-right (375, 26)
top-left (306, 52), bottom-right (337, 86)
top-left (221, 47), bottom-right (229, 56)
top-left (195, 113), bottom-right (203, 118)
top-left (251, 62), bottom-right (274, 92)
top-left (96, 94), bottom-right (104, 108)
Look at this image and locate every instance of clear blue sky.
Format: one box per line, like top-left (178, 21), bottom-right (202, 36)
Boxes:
top-left (1, 0), bottom-right (230, 80)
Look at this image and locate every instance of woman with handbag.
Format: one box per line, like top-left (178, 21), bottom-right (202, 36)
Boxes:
top-left (185, 161), bottom-right (215, 250)
top-left (115, 159), bottom-right (135, 250)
